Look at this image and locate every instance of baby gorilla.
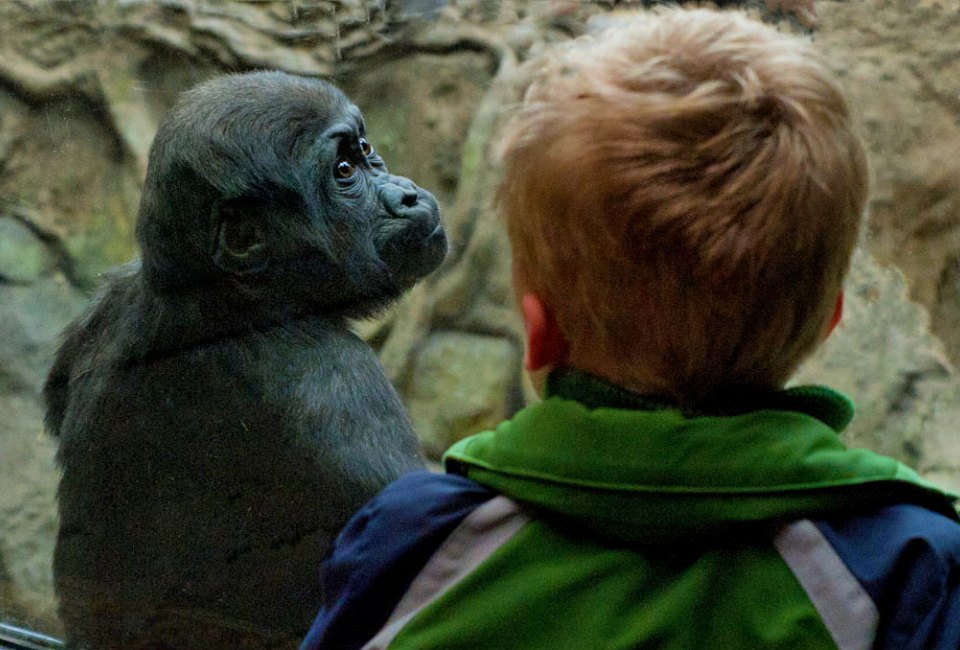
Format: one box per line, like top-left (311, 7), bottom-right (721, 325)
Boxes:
top-left (43, 71), bottom-right (446, 649)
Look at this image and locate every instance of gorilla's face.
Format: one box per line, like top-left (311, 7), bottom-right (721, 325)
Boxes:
top-left (137, 71), bottom-right (447, 320)
top-left (316, 108), bottom-right (447, 290)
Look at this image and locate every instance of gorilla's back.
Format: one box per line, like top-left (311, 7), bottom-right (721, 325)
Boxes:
top-left (49, 278), bottom-right (421, 649)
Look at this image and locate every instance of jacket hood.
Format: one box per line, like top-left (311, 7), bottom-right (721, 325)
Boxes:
top-left (444, 370), bottom-right (958, 545)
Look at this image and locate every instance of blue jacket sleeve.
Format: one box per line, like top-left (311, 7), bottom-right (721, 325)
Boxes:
top-left (816, 504), bottom-right (960, 650)
top-left (300, 470), bottom-right (494, 650)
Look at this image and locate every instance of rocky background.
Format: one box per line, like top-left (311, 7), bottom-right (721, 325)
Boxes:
top-left (0, 0), bottom-right (958, 638)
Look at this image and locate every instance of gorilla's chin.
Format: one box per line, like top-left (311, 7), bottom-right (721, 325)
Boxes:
top-left (381, 221), bottom-right (448, 287)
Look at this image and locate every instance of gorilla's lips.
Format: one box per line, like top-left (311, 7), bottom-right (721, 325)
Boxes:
top-left (384, 221), bottom-right (447, 286)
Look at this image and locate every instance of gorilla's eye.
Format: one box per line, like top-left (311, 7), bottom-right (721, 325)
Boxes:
top-left (359, 138), bottom-right (373, 156)
top-left (335, 159), bottom-right (356, 179)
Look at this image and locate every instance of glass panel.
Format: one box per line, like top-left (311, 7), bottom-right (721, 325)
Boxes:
top-left (1, 0), bottom-right (958, 646)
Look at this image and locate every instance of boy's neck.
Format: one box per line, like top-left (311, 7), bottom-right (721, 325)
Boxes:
top-left (545, 368), bottom-right (681, 412)
top-left (544, 368), bottom-right (853, 432)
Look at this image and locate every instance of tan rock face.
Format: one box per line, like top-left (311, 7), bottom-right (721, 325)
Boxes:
top-left (0, 269), bottom-right (86, 635)
top-left (405, 332), bottom-right (520, 459)
top-left (795, 249), bottom-right (960, 491)
top-left (815, 0), bottom-right (960, 362)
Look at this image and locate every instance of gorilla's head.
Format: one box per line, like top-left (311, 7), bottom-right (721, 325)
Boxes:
top-left (136, 71), bottom-right (446, 321)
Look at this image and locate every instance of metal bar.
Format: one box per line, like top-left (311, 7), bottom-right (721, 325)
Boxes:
top-left (0, 622), bottom-right (64, 650)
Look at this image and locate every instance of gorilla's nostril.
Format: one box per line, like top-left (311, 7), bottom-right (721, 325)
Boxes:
top-left (382, 184), bottom-right (419, 217)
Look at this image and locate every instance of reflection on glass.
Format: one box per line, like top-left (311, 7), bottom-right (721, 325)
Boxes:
top-left (0, 0), bottom-right (958, 647)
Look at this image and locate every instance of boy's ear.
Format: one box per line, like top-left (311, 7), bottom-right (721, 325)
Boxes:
top-left (823, 291), bottom-right (844, 340)
top-left (520, 293), bottom-right (569, 371)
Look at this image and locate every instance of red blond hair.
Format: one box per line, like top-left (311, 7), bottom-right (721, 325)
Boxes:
top-left (498, 8), bottom-right (868, 402)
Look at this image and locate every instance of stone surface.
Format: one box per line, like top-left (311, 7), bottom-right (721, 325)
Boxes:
top-left (0, 277), bottom-right (86, 634)
top-left (0, 217), bottom-right (56, 284)
top-left (815, 0), bottom-right (960, 364)
top-left (405, 331), bottom-right (520, 459)
top-left (0, 91), bottom-right (142, 289)
top-left (795, 248), bottom-right (960, 492)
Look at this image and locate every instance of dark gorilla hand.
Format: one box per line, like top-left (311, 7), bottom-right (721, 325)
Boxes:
top-left (43, 71), bottom-right (446, 650)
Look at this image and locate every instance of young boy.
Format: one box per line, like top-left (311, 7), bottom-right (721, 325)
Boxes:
top-left (301, 8), bottom-right (960, 649)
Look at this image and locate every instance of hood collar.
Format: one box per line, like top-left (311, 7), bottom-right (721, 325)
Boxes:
top-left (545, 368), bottom-right (855, 432)
top-left (445, 370), bottom-right (956, 544)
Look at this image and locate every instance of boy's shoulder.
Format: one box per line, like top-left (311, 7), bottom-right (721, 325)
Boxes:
top-left (301, 470), bottom-right (494, 650)
top-left (324, 468), bottom-right (496, 584)
top-left (813, 503), bottom-right (960, 649)
top-left (302, 468), bottom-right (960, 650)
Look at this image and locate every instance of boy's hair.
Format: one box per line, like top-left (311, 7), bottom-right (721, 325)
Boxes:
top-left (497, 8), bottom-right (868, 402)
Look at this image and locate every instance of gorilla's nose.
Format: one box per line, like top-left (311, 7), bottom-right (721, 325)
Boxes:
top-left (380, 177), bottom-right (419, 215)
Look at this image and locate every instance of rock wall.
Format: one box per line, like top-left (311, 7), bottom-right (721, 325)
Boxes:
top-left (815, 0), bottom-right (960, 363)
top-left (0, 0), bottom-right (958, 636)
top-left (0, 204), bottom-right (86, 630)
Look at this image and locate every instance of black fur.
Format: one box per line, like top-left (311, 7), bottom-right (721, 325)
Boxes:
top-left (43, 71), bottom-right (445, 649)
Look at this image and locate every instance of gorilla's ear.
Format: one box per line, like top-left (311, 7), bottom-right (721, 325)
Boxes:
top-left (212, 199), bottom-right (269, 276)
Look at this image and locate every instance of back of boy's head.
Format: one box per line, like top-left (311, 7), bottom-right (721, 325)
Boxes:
top-left (497, 7), bottom-right (869, 403)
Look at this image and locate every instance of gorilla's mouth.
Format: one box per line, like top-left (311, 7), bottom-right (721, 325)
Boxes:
top-left (425, 223), bottom-right (445, 244)
top-left (418, 222), bottom-right (447, 259)
top-left (382, 220), bottom-right (447, 287)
